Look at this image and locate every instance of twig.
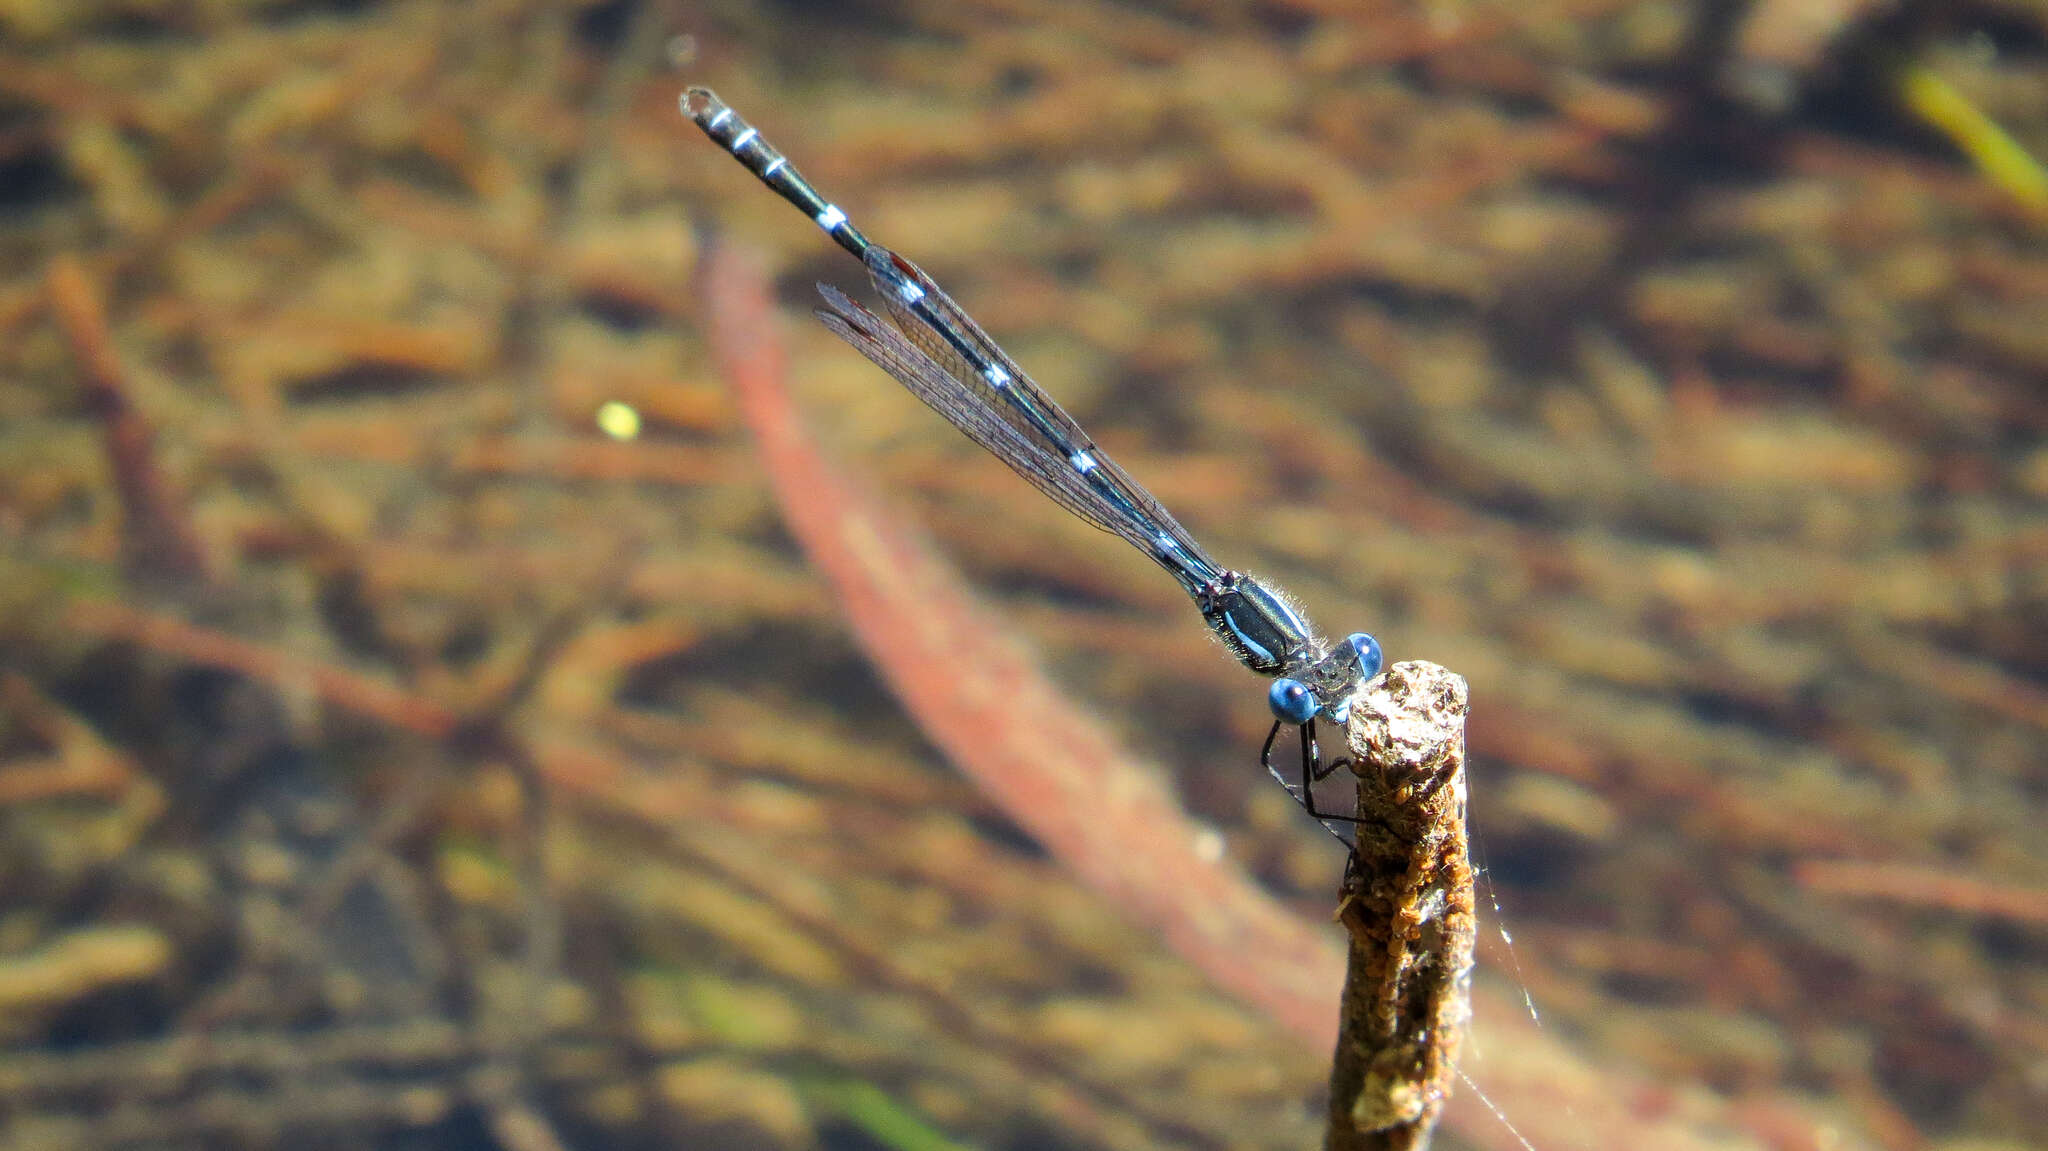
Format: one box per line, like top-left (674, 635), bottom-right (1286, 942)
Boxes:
top-left (44, 255), bottom-right (212, 589)
top-left (1793, 858), bottom-right (2048, 926)
top-left (1326, 663), bottom-right (1474, 1151)
top-left (0, 672), bottom-right (142, 804)
top-left (62, 599), bottom-right (460, 740)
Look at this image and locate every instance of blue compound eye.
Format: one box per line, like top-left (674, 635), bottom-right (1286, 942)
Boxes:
top-left (1346, 632), bottom-right (1383, 679)
top-left (1268, 678), bottom-right (1321, 724)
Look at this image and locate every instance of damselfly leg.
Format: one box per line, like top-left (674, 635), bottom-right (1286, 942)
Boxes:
top-left (1261, 718), bottom-right (1362, 840)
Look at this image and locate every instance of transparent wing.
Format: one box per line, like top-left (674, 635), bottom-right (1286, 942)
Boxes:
top-left (817, 268), bottom-right (1222, 587)
top-left (855, 245), bottom-right (1220, 582)
top-left (816, 286), bottom-right (1129, 534)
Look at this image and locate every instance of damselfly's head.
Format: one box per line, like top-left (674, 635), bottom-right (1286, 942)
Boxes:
top-left (1267, 632), bottom-right (1381, 726)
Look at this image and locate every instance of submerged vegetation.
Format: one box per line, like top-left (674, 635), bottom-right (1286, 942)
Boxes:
top-left (0, 1), bottom-right (2044, 1149)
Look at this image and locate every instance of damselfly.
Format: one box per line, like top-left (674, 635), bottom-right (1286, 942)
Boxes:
top-left (684, 87), bottom-right (1382, 839)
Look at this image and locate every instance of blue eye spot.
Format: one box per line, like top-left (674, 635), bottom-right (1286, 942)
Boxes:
top-left (1268, 678), bottom-right (1320, 724)
top-left (1346, 633), bottom-right (1383, 679)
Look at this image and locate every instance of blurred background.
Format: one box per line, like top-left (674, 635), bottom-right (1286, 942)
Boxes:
top-left (1, 1), bottom-right (2044, 1149)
